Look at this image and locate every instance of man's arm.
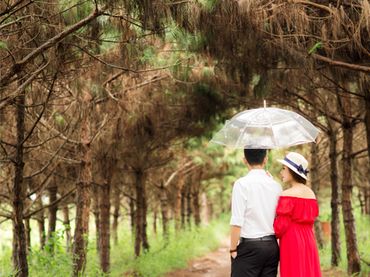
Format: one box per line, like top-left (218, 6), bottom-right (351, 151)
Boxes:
top-left (230, 225), bottom-right (241, 258)
top-left (230, 181), bottom-right (245, 258)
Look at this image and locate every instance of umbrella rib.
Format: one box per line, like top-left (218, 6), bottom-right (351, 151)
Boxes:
top-left (235, 122), bottom-right (250, 149)
top-left (295, 120), bottom-right (318, 141)
top-left (267, 110), bottom-right (278, 148)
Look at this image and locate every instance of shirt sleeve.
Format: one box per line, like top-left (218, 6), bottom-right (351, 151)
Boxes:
top-left (230, 181), bottom-right (247, 226)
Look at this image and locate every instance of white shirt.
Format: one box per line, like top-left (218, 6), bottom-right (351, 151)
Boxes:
top-left (230, 169), bottom-right (282, 238)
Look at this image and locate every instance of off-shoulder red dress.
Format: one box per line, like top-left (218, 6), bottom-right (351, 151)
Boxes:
top-left (273, 196), bottom-right (321, 277)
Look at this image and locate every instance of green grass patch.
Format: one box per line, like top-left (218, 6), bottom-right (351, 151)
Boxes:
top-left (319, 206), bottom-right (370, 276)
top-left (110, 214), bottom-right (229, 277)
top-left (0, 215), bottom-right (229, 277)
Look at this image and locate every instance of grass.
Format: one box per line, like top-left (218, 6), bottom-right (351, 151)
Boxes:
top-left (0, 214), bottom-right (230, 277)
top-left (318, 198), bottom-right (370, 277)
top-left (1, 201), bottom-right (369, 277)
top-left (110, 214), bottom-right (229, 277)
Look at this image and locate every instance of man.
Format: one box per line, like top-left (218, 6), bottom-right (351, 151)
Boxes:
top-left (230, 149), bottom-right (282, 277)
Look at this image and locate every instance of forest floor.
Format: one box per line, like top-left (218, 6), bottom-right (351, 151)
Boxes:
top-left (164, 238), bottom-right (348, 277)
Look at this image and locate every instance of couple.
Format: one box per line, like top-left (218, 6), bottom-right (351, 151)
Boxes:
top-left (230, 149), bottom-right (321, 277)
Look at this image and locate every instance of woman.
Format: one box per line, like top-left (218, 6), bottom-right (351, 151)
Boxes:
top-left (274, 152), bottom-right (321, 277)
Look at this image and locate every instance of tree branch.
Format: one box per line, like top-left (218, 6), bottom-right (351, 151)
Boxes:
top-left (312, 54), bottom-right (370, 74)
top-left (0, 8), bottom-right (104, 89)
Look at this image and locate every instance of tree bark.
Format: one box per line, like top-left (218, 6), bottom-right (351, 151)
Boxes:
top-left (72, 90), bottom-right (92, 276)
top-left (134, 170), bottom-right (144, 256)
top-left (193, 190), bottom-right (201, 226)
top-left (129, 196), bottom-right (135, 235)
top-left (328, 128), bottom-right (341, 266)
top-left (174, 174), bottom-right (185, 231)
top-left (12, 87), bottom-right (29, 277)
top-left (92, 184), bottom-right (100, 252)
top-left (112, 187), bottom-right (120, 246)
top-left (365, 183), bottom-right (370, 215)
top-left (364, 83), bottom-right (370, 215)
top-left (219, 183), bottom-right (226, 214)
top-left (358, 189), bottom-right (365, 214)
top-left (47, 185), bottom-right (58, 252)
top-left (341, 117), bottom-right (361, 274)
top-left (141, 177), bottom-right (149, 252)
top-left (99, 183), bottom-right (111, 273)
top-left (37, 212), bottom-right (46, 250)
top-left (186, 185), bottom-right (192, 229)
top-left (192, 172), bottom-right (202, 227)
top-left (310, 144), bottom-right (324, 248)
top-left (62, 205), bottom-right (72, 253)
top-left (180, 185), bottom-right (186, 229)
top-left (159, 183), bottom-right (169, 240)
top-left (153, 208), bottom-right (157, 235)
top-left (362, 79), bottom-right (370, 162)
top-left (24, 218), bottom-right (31, 253)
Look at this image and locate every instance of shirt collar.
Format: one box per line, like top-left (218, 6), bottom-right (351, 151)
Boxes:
top-left (246, 169), bottom-right (266, 176)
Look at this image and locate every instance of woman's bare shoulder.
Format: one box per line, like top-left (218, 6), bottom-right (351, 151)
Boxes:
top-left (281, 188), bottom-right (296, 196)
top-left (281, 186), bottom-right (316, 199)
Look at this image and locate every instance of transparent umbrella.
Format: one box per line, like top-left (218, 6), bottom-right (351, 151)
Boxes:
top-left (210, 107), bottom-right (319, 149)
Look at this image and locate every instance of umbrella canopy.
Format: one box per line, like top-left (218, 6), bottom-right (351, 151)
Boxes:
top-left (210, 107), bottom-right (319, 149)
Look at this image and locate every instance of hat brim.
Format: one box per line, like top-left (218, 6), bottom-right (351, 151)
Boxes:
top-left (277, 159), bottom-right (308, 180)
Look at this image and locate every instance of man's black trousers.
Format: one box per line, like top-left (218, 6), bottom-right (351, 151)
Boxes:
top-left (231, 239), bottom-right (279, 277)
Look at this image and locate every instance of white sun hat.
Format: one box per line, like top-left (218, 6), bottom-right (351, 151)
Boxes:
top-left (277, 152), bottom-right (309, 180)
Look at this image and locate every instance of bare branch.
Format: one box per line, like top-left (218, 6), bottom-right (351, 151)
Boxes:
top-left (312, 54), bottom-right (370, 74)
top-left (0, 8), bottom-right (104, 89)
top-left (24, 188), bottom-right (76, 219)
top-left (0, 61), bottom-right (49, 110)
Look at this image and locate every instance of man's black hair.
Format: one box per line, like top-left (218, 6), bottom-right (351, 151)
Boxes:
top-left (243, 149), bottom-right (267, 165)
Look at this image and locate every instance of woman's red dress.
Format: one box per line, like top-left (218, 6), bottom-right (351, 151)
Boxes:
top-left (274, 196), bottom-right (321, 277)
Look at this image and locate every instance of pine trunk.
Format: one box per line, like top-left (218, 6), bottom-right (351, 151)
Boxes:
top-left (99, 184), bottom-right (111, 273)
top-left (160, 183), bottom-right (169, 240)
top-left (47, 185), bottom-right (58, 251)
top-left (364, 85), bottom-right (370, 215)
top-left (193, 171), bottom-right (203, 226)
top-left (92, 184), bottom-right (100, 252)
top-left (72, 90), bottom-right (92, 276)
top-left (180, 186), bottom-right (186, 229)
top-left (112, 188), bottom-right (120, 246)
top-left (12, 88), bottom-right (29, 276)
top-left (37, 214), bottom-right (46, 250)
top-left (341, 119), bottom-right (361, 274)
top-left (129, 196), bottom-right (135, 235)
top-left (174, 175), bottom-right (185, 231)
top-left (24, 218), bottom-right (31, 253)
top-left (364, 82), bottom-right (370, 167)
top-left (186, 186), bottom-right (192, 228)
top-left (310, 144), bottom-right (324, 248)
top-left (329, 130), bottom-right (341, 266)
top-left (62, 206), bottom-right (72, 252)
top-left (141, 178), bottom-right (149, 251)
top-left (193, 191), bottom-right (201, 226)
top-left (153, 209), bottom-right (157, 235)
top-left (365, 185), bottom-right (370, 215)
top-left (134, 170), bottom-right (144, 256)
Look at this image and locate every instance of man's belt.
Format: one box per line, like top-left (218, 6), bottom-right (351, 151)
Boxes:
top-left (239, 235), bottom-right (276, 243)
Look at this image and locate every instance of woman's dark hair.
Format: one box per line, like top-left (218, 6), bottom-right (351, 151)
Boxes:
top-left (288, 168), bottom-right (307, 184)
top-left (243, 149), bottom-right (267, 165)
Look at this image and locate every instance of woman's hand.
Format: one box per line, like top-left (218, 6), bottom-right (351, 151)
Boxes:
top-left (231, 252), bottom-right (237, 259)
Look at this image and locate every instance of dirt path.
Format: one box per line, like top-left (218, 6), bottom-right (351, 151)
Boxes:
top-left (165, 238), bottom-right (230, 277)
top-left (164, 238), bottom-right (348, 277)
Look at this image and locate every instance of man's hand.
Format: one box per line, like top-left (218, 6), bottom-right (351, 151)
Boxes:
top-left (230, 225), bottom-right (241, 260)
